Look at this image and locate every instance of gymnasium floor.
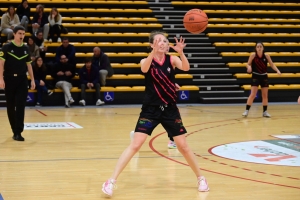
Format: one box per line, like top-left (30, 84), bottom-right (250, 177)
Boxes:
top-left (0, 103), bottom-right (299, 200)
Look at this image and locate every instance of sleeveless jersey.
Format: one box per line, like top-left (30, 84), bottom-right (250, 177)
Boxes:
top-left (143, 55), bottom-right (177, 105)
top-left (251, 53), bottom-right (268, 75)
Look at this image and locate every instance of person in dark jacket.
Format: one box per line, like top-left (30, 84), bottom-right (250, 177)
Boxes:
top-left (51, 54), bottom-right (75, 107)
top-left (31, 4), bottom-right (49, 40)
top-left (92, 47), bottom-right (113, 86)
top-left (32, 57), bottom-right (53, 106)
top-left (16, 0), bottom-right (30, 31)
top-left (79, 58), bottom-right (104, 106)
top-left (55, 37), bottom-right (76, 67)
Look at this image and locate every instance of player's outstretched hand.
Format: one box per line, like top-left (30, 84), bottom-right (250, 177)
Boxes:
top-left (169, 36), bottom-right (186, 55)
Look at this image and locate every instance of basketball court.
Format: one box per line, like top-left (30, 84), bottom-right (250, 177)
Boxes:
top-left (0, 103), bottom-right (299, 199)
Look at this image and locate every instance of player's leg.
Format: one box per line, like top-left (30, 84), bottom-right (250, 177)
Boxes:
top-left (102, 106), bottom-right (160, 196)
top-left (243, 74), bottom-right (259, 117)
top-left (4, 76), bottom-right (17, 137)
top-left (261, 76), bottom-right (270, 117)
top-left (161, 105), bottom-right (209, 192)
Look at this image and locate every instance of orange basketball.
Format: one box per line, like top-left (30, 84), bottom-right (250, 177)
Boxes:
top-left (183, 9), bottom-right (208, 34)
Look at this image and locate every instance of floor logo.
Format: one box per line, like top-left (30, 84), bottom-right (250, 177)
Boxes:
top-left (210, 136), bottom-right (300, 166)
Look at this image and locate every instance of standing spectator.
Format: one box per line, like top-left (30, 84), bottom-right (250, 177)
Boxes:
top-left (32, 57), bottom-right (53, 106)
top-left (92, 47), bottom-right (113, 86)
top-left (51, 55), bottom-right (75, 108)
top-left (32, 4), bottom-right (49, 40)
top-left (79, 58), bottom-right (104, 106)
top-left (34, 30), bottom-right (47, 61)
top-left (16, 0), bottom-right (30, 31)
top-left (47, 7), bottom-right (62, 42)
top-left (55, 37), bottom-right (76, 67)
top-left (27, 36), bottom-right (40, 62)
top-left (0, 6), bottom-right (21, 41)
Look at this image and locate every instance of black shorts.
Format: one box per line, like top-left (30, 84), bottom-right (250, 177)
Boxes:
top-left (251, 74), bottom-right (269, 88)
top-left (134, 104), bottom-right (187, 138)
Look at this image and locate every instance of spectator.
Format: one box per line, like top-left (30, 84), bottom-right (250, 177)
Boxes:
top-left (0, 6), bottom-right (21, 41)
top-left (79, 58), bottom-right (104, 106)
top-left (51, 55), bottom-right (75, 108)
top-left (34, 30), bottom-right (47, 61)
top-left (16, 0), bottom-right (30, 31)
top-left (32, 57), bottom-right (53, 107)
top-left (47, 7), bottom-right (62, 42)
top-left (55, 37), bottom-right (76, 67)
top-left (32, 4), bottom-right (49, 40)
top-left (92, 47), bottom-right (113, 86)
top-left (27, 36), bottom-right (40, 61)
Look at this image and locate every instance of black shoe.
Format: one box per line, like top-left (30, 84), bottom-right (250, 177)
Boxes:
top-left (12, 135), bottom-right (25, 141)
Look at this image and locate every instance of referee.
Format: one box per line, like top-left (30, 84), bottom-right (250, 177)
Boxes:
top-left (0, 26), bottom-right (35, 141)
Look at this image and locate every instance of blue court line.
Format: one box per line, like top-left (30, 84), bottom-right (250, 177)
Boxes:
top-left (0, 193), bottom-right (4, 200)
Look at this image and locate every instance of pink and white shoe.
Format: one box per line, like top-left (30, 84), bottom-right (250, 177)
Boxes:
top-left (102, 178), bottom-right (117, 196)
top-left (198, 176), bottom-right (209, 192)
top-left (168, 140), bottom-right (177, 149)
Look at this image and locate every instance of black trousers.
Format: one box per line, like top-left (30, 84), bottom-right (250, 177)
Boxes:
top-left (4, 75), bottom-right (28, 135)
top-left (81, 83), bottom-right (100, 100)
top-left (49, 24), bottom-right (61, 39)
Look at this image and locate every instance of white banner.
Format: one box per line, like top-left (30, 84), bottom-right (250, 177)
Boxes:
top-left (24, 122), bottom-right (82, 130)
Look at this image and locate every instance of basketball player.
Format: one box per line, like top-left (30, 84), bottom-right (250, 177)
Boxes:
top-left (102, 31), bottom-right (209, 196)
top-left (0, 26), bottom-right (35, 141)
top-left (242, 42), bottom-right (281, 118)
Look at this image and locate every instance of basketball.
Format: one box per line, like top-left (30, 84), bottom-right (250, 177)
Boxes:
top-left (183, 9), bottom-right (208, 34)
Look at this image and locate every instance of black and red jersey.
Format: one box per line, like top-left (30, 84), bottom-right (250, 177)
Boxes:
top-left (252, 53), bottom-right (268, 75)
top-left (143, 54), bottom-right (177, 105)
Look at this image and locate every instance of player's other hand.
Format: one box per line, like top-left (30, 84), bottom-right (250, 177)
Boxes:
top-left (31, 80), bottom-right (36, 90)
top-left (175, 83), bottom-right (180, 91)
top-left (0, 79), bottom-right (5, 89)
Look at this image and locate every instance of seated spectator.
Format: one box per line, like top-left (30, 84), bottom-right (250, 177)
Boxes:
top-left (32, 4), bottom-right (49, 41)
top-left (79, 58), bottom-right (104, 106)
top-left (92, 47), bottom-right (114, 86)
top-left (47, 7), bottom-right (62, 42)
top-left (16, 0), bottom-right (30, 31)
top-left (32, 57), bottom-right (53, 107)
top-left (55, 37), bottom-right (76, 67)
top-left (27, 36), bottom-right (40, 62)
top-left (34, 30), bottom-right (47, 61)
top-left (0, 6), bottom-right (21, 41)
top-left (51, 55), bottom-right (75, 108)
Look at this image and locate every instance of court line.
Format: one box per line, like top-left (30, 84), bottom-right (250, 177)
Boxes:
top-left (35, 109), bottom-right (47, 116)
top-left (149, 117), bottom-right (300, 190)
top-left (0, 156), bottom-right (184, 163)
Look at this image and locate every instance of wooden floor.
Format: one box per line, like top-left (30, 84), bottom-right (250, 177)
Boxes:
top-left (0, 103), bottom-right (299, 200)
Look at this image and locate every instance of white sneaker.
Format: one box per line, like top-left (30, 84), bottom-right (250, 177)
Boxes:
top-left (130, 130), bottom-right (135, 140)
top-left (242, 110), bottom-right (249, 117)
top-left (48, 38), bottom-right (52, 42)
top-left (168, 141), bottom-right (177, 149)
top-left (96, 99), bottom-right (105, 106)
top-left (57, 37), bottom-right (61, 42)
top-left (263, 111), bottom-right (271, 118)
top-left (69, 98), bottom-right (75, 104)
top-left (102, 178), bottom-right (117, 196)
top-left (79, 100), bottom-right (86, 106)
top-left (198, 176), bottom-right (209, 192)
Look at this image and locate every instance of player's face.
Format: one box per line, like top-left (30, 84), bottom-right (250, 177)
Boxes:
top-left (14, 30), bottom-right (25, 42)
top-left (256, 43), bottom-right (264, 53)
top-left (153, 34), bottom-right (168, 53)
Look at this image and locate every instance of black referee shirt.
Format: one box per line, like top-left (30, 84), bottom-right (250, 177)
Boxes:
top-left (0, 41), bottom-right (32, 76)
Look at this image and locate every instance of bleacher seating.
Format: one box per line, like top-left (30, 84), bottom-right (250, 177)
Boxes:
top-left (0, 0), bottom-right (300, 105)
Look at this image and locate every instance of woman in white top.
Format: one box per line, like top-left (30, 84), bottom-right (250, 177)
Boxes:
top-left (0, 6), bottom-right (21, 40)
top-left (46, 7), bottom-right (62, 42)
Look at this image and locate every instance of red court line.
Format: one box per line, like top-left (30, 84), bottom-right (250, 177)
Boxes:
top-left (149, 117), bottom-right (300, 190)
top-left (35, 109), bottom-right (47, 116)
